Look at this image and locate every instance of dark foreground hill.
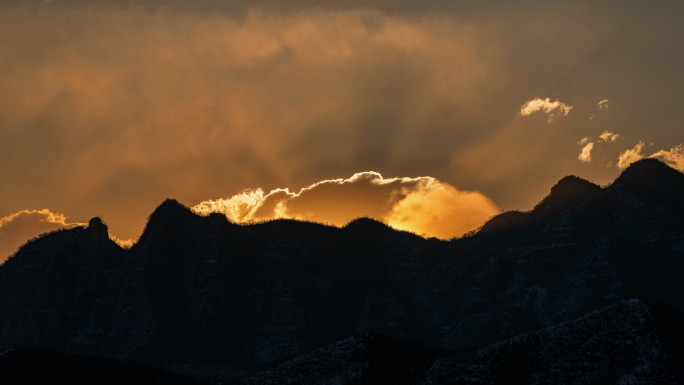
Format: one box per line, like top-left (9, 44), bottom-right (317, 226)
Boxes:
top-left (0, 348), bottom-right (206, 385)
top-left (0, 158), bottom-right (682, 383)
top-left (239, 299), bottom-right (684, 385)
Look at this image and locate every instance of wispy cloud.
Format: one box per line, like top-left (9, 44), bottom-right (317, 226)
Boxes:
top-left (577, 136), bottom-right (591, 145)
top-left (110, 236), bottom-right (135, 248)
top-left (576, 130), bottom-right (619, 164)
top-left (617, 142), bottom-right (646, 169)
top-left (649, 144), bottom-right (684, 171)
top-left (598, 130), bottom-right (619, 142)
top-left (519, 97), bottom-right (573, 122)
top-left (0, 209), bottom-right (71, 228)
top-left (192, 172), bottom-right (499, 239)
top-left (578, 142), bottom-right (594, 163)
top-left (617, 142), bottom-right (684, 171)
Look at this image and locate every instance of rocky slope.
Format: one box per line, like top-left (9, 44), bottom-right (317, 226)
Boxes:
top-left (238, 299), bottom-right (684, 385)
top-left (0, 158), bottom-right (682, 382)
top-left (422, 299), bottom-right (684, 385)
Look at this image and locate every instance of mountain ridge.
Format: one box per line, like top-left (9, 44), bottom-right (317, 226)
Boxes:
top-left (5, 158), bottom-right (671, 257)
top-left (0, 158), bottom-right (682, 383)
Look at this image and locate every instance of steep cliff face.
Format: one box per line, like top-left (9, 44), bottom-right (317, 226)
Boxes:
top-left (0, 159), bottom-right (682, 381)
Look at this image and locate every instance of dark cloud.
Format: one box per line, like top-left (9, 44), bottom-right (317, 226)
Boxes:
top-left (0, 0), bottom-right (670, 13)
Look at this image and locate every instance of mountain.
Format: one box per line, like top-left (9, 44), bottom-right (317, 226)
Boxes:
top-left (0, 348), bottom-right (206, 385)
top-left (0, 158), bottom-right (682, 383)
top-left (238, 334), bottom-right (446, 385)
top-left (423, 299), bottom-right (684, 385)
top-left (239, 299), bottom-right (684, 385)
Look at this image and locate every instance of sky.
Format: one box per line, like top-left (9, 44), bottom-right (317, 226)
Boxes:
top-left (1, 0), bottom-right (683, 260)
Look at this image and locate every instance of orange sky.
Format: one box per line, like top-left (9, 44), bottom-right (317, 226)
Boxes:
top-left (1, 1), bottom-right (683, 260)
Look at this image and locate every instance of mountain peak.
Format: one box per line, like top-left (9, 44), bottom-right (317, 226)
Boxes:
top-left (139, 199), bottom-right (197, 241)
top-left (344, 217), bottom-right (390, 232)
top-left (614, 158), bottom-right (682, 186)
top-left (552, 175), bottom-right (599, 194)
top-left (156, 198), bottom-right (189, 211)
top-left (87, 217), bottom-right (107, 231)
top-left (149, 199), bottom-right (193, 219)
top-left (84, 217), bottom-right (111, 243)
top-left (624, 157), bottom-right (671, 173)
top-left (534, 175), bottom-right (600, 214)
top-left (478, 210), bottom-right (529, 235)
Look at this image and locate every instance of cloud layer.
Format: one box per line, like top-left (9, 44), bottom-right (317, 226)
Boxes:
top-left (1, 2), bottom-right (683, 240)
top-left (193, 172), bottom-right (500, 239)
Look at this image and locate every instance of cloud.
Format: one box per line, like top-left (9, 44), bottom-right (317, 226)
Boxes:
top-left (577, 136), bottom-right (591, 145)
top-left (597, 99), bottom-right (609, 111)
top-left (0, 209), bottom-right (84, 263)
top-left (110, 236), bottom-right (135, 249)
top-left (3, 0), bottom-right (670, 13)
top-left (193, 189), bottom-right (276, 223)
top-left (617, 142), bottom-right (646, 169)
top-left (519, 97), bottom-right (573, 122)
top-left (617, 142), bottom-right (684, 171)
top-left (2, 2), bottom-right (684, 237)
top-left (383, 182), bottom-right (502, 239)
top-left (1, 5), bottom-right (551, 238)
top-left (598, 130), bottom-right (619, 142)
top-left (576, 131), bottom-right (618, 164)
top-left (192, 172), bottom-right (500, 239)
top-left (649, 144), bottom-right (684, 171)
top-left (578, 142), bottom-right (594, 163)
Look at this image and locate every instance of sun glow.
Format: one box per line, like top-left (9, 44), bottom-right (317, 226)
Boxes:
top-left (192, 172), bottom-right (499, 239)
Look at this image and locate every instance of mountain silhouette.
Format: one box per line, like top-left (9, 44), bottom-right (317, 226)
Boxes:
top-left (0, 158), bottom-right (682, 383)
top-left (534, 175), bottom-right (601, 214)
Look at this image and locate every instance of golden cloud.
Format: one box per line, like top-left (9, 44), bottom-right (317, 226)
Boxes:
top-left (384, 182), bottom-right (500, 239)
top-left (617, 142), bottom-right (684, 171)
top-left (578, 142), bottom-right (594, 163)
top-left (110, 236), bottom-right (135, 249)
top-left (598, 130), bottom-right (619, 142)
top-left (577, 136), bottom-right (591, 145)
top-left (649, 144), bottom-right (684, 171)
top-left (0, 209), bottom-right (84, 263)
top-left (519, 97), bottom-right (573, 123)
top-left (0, 4), bottom-right (611, 239)
top-left (617, 142), bottom-right (646, 169)
top-left (192, 172), bottom-right (500, 239)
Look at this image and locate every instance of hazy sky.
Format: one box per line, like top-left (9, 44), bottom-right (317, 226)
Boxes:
top-left (1, 1), bottom-right (683, 259)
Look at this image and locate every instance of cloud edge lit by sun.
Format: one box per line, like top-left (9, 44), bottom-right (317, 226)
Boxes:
top-left (192, 172), bottom-right (500, 240)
